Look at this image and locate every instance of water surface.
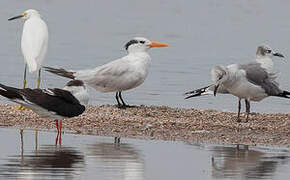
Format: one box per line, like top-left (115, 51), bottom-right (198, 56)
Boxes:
top-left (1, 128), bottom-right (290, 179)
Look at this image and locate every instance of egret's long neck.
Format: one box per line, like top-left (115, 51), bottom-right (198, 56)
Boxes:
top-left (255, 56), bottom-right (274, 72)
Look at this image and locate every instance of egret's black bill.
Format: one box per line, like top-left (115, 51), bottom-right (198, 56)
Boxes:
top-left (8, 15), bottom-right (23, 21)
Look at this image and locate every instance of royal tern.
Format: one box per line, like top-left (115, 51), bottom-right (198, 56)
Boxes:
top-left (185, 45), bottom-right (288, 122)
top-left (44, 37), bottom-right (168, 108)
top-left (8, 9), bottom-right (48, 90)
top-left (0, 80), bottom-right (89, 144)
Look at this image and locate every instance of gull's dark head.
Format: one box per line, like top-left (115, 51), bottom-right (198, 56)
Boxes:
top-left (124, 37), bottom-right (168, 53)
top-left (256, 45), bottom-right (284, 58)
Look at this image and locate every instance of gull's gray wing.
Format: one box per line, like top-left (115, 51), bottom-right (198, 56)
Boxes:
top-left (240, 63), bottom-right (281, 96)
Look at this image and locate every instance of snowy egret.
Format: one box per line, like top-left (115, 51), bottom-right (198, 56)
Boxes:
top-left (45, 37), bottom-right (168, 108)
top-left (185, 45), bottom-right (287, 122)
top-left (0, 80), bottom-right (89, 145)
top-left (9, 9), bottom-right (48, 89)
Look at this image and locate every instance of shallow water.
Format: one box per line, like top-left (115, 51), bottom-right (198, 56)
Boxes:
top-left (0, 0), bottom-right (290, 113)
top-left (1, 128), bottom-right (290, 180)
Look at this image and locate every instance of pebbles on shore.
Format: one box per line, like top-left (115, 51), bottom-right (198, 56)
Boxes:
top-left (0, 104), bottom-right (290, 147)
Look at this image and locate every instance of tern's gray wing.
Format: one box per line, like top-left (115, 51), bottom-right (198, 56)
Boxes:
top-left (240, 63), bottom-right (281, 96)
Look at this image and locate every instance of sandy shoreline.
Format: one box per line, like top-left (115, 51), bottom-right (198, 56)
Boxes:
top-left (0, 104), bottom-right (290, 147)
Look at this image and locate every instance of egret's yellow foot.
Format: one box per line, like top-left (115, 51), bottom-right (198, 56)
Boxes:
top-left (13, 105), bottom-right (34, 113)
top-left (13, 105), bottom-right (27, 111)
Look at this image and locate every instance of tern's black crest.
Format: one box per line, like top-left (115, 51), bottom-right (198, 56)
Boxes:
top-left (124, 39), bottom-right (139, 50)
top-left (66, 80), bottom-right (84, 87)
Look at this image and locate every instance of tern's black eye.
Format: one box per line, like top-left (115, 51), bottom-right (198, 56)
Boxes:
top-left (139, 41), bottom-right (145, 44)
top-left (266, 50), bottom-right (272, 53)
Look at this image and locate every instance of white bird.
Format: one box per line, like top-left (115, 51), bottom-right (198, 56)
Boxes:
top-left (9, 9), bottom-right (48, 90)
top-left (44, 37), bottom-right (168, 108)
top-left (185, 45), bottom-right (288, 122)
top-left (0, 80), bottom-right (89, 144)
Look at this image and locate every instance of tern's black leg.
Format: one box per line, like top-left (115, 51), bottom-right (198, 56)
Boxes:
top-left (237, 98), bottom-right (241, 122)
top-left (119, 91), bottom-right (128, 107)
top-left (115, 92), bottom-right (122, 107)
top-left (245, 99), bottom-right (250, 122)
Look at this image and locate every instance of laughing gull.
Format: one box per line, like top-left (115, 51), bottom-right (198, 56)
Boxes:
top-left (44, 37), bottom-right (168, 108)
top-left (185, 45), bottom-right (289, 122)
top-left (0, 80), bottom-right (89, 144)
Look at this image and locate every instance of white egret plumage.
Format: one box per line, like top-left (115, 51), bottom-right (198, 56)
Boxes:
top-left (9, 9), bottom-right (48, 89)
top-left (45, 37), bottom-right (168, 108)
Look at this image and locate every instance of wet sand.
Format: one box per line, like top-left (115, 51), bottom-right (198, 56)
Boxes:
top-left (0, 104), bottom-right (290, 147)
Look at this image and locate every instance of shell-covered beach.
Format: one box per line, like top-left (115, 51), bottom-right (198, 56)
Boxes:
top-left (1, 104), bottom-right (290, 147)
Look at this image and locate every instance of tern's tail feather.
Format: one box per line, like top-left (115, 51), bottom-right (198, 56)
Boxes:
top-left (184, 85), bottom-right (213, 99)
top-left (44, 66), bottom-right (75, 79)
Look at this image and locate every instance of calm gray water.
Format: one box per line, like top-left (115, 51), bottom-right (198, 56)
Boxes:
top-left (0, 0), bottom-right (290, 113)
top-left (1, 128), bottom-right (290, 180)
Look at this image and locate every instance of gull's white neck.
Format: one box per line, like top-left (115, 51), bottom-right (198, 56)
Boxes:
top-left (255, 56), bottom-right (274, 73)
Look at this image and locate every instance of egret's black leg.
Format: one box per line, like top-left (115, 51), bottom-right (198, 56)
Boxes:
top-left (23, 64), bottom-right (27, 89)
top-left (37, 69), bottom-right (41, 88)
top-left (245, 99), bottom-right (250, 122)
top-left (119, 91), bottom-right (128, 107)
top-left (16, 64), bottom-right (27, 110)
top-left (237, 98), bottom-right (241, 122)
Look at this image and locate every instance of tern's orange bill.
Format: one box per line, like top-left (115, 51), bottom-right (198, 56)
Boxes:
top-left (149, 42), bottom-right (169, 48)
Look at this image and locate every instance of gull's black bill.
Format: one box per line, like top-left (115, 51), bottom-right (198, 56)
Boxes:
top-left (273, 52), bottom-right (285, 58)
top-left (8, 15), bottom-right (23, 21)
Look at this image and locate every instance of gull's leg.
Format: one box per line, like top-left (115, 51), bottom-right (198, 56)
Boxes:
top-left (37, 69), bottom-right (41, 88)
top-left (116, 92), bottom-right (122, 108)
top-left (237, 98), bottom-right (241, 122)
top-left (119, 91), bottom-right (128, 107)
top-left (245, 99), bottom-right (250, 122)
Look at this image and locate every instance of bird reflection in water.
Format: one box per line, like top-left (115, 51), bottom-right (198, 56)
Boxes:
top-left (87, 142), bottom-right (145, 180)
top-left (211, 144), bottom-right (290, 179)
top-left (0, 144), bottom-right (84, 179)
